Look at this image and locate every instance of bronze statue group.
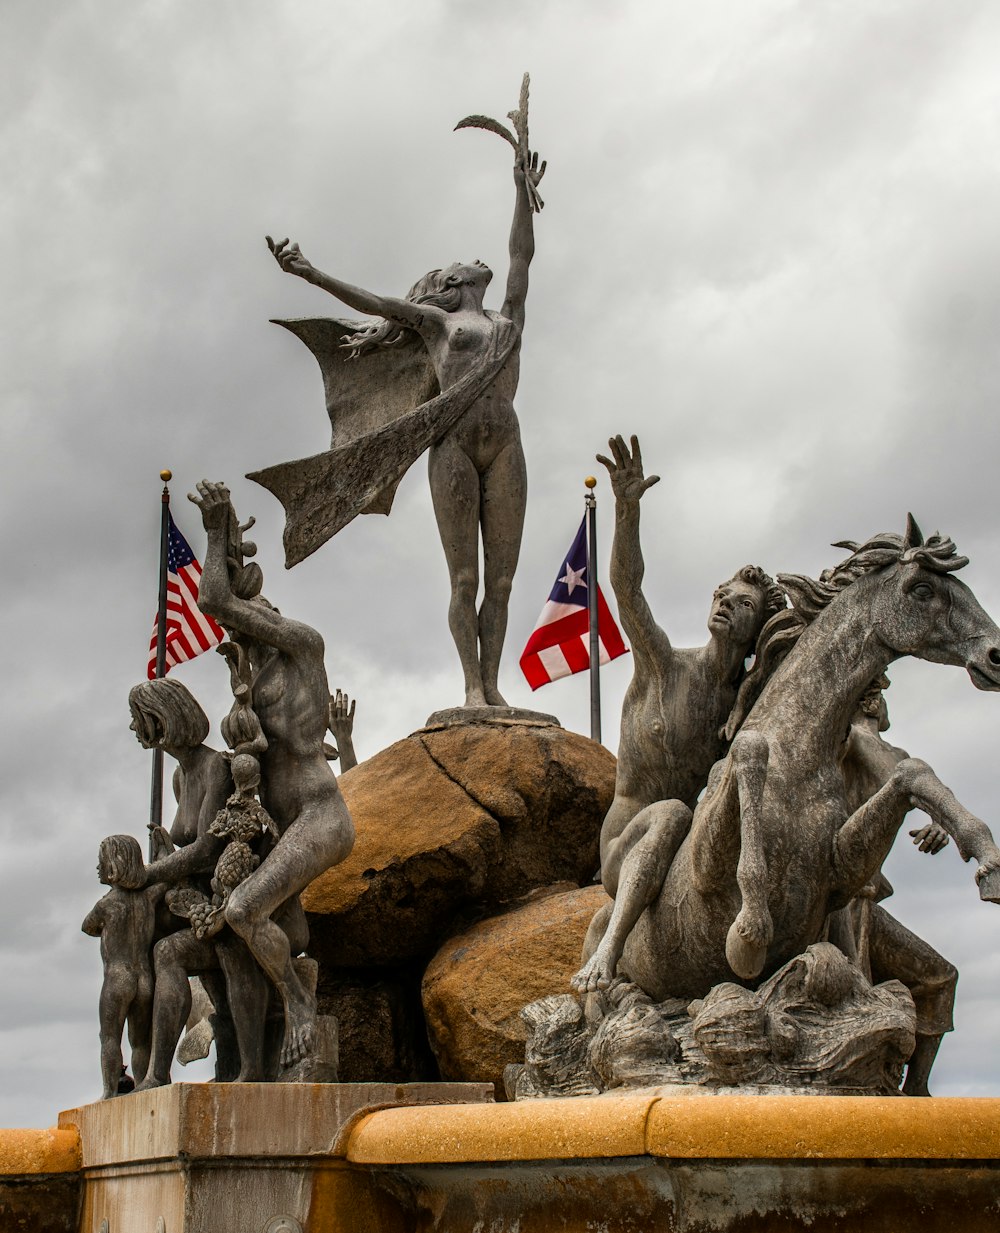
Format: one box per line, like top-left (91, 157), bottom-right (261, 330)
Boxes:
top-left (84, 79), bottom-right (1000, 1101)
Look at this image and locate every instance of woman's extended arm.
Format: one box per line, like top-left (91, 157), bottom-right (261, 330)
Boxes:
top-left (502, 152), bottom-right (545, 332)
top-left (597, 435), bottom-right (672, 667)
top-left (266, 237), bottom-right (446, 337)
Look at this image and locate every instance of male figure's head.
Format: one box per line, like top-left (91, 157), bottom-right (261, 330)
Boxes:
top-left (707, 565), bottom-right (784, 651)
top-left (856, 672), bottom-right (891, 733)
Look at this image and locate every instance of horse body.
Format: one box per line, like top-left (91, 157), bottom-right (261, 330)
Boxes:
top-left (618, 523), bottom-right (1000, 1004)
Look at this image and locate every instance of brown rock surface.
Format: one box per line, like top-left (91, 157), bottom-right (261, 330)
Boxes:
top-left (421, 882), bottom-right (611, 1095)
top-left (303, 723), bottom-right (614, 970)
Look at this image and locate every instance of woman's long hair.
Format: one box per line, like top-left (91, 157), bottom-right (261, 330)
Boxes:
top-left (340, 269), bottom-right (465, 358)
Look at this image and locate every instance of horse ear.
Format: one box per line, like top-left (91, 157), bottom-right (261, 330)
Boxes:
top-left (903, 513), bottom-right (924, 549)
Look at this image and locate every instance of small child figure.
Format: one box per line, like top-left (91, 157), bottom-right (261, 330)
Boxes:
top-left (82, 834), bottom-right (165, 1099)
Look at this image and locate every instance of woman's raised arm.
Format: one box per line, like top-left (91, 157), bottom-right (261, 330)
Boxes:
top-left (502, 151), bottom-right (545, 332)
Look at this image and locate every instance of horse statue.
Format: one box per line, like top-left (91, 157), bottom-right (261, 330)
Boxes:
top-left (616, 516), bottom-right (1000, 1004)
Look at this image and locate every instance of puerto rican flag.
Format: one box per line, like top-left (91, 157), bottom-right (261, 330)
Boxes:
top-left (519, 516), bottom-right (628, 689)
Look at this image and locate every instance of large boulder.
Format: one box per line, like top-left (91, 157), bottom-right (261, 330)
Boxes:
top-left (303, 722), bottom-right (614, 968)
top-left (421, 882), bottom-right (611, 1096)
top-left (302, 721), bottom-right (615, 1084)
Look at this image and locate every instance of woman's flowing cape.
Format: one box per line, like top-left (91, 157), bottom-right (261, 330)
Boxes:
top-left (247, 313), bottom-right (517, 568)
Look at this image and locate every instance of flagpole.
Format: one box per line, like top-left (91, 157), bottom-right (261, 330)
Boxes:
top-left (584, 475), bottom-right (601, 744)
top-left (149, 468), bottom-right (172, 851)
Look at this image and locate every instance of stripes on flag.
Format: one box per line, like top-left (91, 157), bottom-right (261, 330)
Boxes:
top-left (147, 513), bottom-right (224, 679)
top-left (520, 516), bottom-right (628, 690)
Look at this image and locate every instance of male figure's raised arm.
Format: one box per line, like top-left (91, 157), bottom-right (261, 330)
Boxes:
top-left (597, 435), bottom-right (672, 666)
top-left (189, 481), bottom-right (325, 658)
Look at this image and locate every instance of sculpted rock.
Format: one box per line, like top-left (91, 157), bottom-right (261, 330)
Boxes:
top-left (512, 943), bottom-right (916, 1098)
top-left (303, 723), bottom-right (615, 969)
top-left (422, 883), bottom-right (610, 1093)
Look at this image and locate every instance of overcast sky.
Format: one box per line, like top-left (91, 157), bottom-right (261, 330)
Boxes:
top-left (3, 0), bottom-right (1000, 1127)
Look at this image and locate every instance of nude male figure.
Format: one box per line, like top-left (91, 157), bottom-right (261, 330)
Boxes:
top-left (834, 675), bottom-right (964, 1095)
top-left (187, 480), bottom-right (355, 1067)
top-left (573, 436), bottom-right (783, 992)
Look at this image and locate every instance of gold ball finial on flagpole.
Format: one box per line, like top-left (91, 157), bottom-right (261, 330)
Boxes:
top-left (160, 469), bottom-right (173, 483)
top-left (584, 475), bottom-right (597, 489)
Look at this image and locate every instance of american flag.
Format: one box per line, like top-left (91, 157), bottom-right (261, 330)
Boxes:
top-left (147, 513), bottom-right (224, 679)
top-left (520, 516), bottom-right (628, 689)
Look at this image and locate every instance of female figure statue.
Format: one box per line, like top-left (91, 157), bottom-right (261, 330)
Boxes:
top-left (265, 144), bottom-right (545, 708)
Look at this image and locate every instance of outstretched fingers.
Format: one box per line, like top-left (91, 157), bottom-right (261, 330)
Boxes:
top-left (910, 824), bottom-right (949, 855)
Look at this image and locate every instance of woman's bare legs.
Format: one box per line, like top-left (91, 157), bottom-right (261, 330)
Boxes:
top-left (429, 439), bottom-right (486, 706)
top-left (480, 439), bottom-right (527, 706)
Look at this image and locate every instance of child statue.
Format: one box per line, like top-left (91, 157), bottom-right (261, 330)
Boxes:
top-left (82, 834), bottom-right (166, 1099)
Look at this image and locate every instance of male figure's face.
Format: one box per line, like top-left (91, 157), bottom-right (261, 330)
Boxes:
top-left (708, 579), bottom-right (765, 649)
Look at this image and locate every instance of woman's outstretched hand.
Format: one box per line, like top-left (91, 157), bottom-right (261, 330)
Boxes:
top-left (516, 149), bottom-right (546, 189)
top-left (266, 235), bottom-right (317, 282)
top-left (514, 150), bottom-right (545, 212)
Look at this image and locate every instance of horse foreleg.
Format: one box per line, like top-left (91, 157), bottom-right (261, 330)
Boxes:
top-left (689, 757), bottom-right (741, 893)
top-left (904, 764), bottom-right (1000, 902)
top-left (835, 758), bottom-right (1000, 903)
top-left (724, 731), bottom-right (774, 981)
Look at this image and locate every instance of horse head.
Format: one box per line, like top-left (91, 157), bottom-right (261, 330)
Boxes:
top-left (862, 515), bottom-right (1000, 690)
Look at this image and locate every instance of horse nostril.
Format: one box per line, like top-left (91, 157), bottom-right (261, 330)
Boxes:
top-left (989, 648), bottom-right (1000, 667)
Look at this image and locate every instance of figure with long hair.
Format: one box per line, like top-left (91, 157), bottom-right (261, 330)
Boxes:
top-left (128, 677), bottom-right (268, 1088)
top-left (265, 142), bottom-right (545, 707)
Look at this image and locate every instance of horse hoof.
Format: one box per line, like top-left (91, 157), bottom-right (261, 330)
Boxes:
top-left (977, 863), bottom-right (1000, 903)
top-left (725, 920), bottom-right (768, 980)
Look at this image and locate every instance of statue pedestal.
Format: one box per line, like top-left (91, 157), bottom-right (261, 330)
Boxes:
top-left (423, 704), bottom-right (561, 729)
top-left (57, 1081), bottom-right (491, 1233)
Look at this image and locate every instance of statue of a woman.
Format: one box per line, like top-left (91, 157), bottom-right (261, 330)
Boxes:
top-left (264, 144), bottom-right (545, 708)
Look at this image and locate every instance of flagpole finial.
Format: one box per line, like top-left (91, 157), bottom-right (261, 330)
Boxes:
top-left (160, 469), bottom-right (173, 483)
top-left (584, 475), bottom-right (597, 489)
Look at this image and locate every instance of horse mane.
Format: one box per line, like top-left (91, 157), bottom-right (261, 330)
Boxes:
top-left (721, 514), bottom-right (967, 740)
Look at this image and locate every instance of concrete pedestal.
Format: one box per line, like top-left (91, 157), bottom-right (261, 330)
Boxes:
top-left (57, 1082), bottom-right (491, 1233)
